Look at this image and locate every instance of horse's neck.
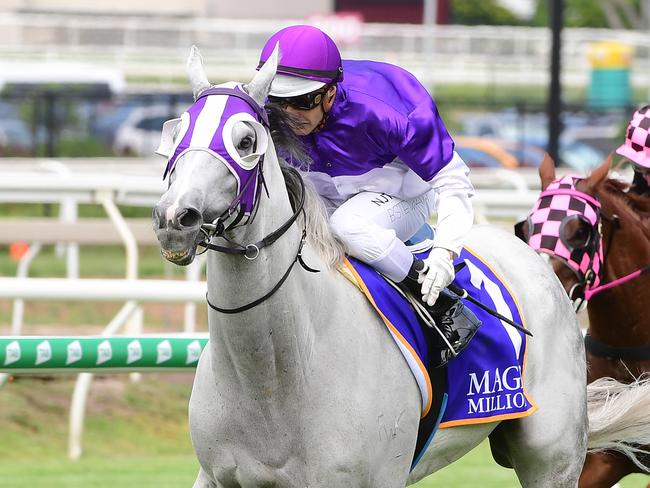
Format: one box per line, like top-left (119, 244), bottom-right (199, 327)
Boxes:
top-left (588, 195), bottom-right (650, 345)
top-left (205, 164), bottom-right (342, 392)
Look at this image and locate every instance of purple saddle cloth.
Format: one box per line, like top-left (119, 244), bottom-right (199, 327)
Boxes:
top-left (342, 245), bottom-right (537, 427)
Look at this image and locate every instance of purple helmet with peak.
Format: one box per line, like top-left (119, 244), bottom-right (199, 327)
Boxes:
top-left (258, 25), bottom-right (343, 97)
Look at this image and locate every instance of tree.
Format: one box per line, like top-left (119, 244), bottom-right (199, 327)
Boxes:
top-left (450, 0), bottom-right (524, 25)
top-left (531, 0), bottom-right (638, 28)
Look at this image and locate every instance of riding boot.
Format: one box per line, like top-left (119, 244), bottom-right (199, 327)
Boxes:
top-left (399, 258), bottom-right (482, 367)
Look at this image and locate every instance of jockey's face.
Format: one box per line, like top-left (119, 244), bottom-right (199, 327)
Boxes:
top-left (284, 86), bottom-right (337, 136)
top-left (634, 164), bottom-right (650, 185)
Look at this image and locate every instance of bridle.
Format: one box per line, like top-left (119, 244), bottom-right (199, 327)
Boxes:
top-left (192, 86), bottom-right (270, 232)
top-left (569, 210), bottom-right (620, 310)
top-left (165, 86), bottom-right (319, 314)
top-left (200, 164), bottom-right (319, 314)
top-left (524, 175), bottom-right (650, 310)
top-left (523, 175), bottom-right (650, 361)
top-left (525, 176), bottom-right (605, 308)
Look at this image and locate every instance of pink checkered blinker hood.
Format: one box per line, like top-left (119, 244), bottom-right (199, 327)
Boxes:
top-left (527, 175), bottom-right (604, 289)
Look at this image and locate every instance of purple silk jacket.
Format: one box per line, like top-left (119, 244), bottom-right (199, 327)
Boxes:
top-left (290, 59), bottom-right (456, 205)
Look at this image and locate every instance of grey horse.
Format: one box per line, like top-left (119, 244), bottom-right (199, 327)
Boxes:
top-left (152, 46), bottom-right (650, 488)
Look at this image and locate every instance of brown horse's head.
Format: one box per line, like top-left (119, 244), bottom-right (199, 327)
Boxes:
top-left (516, 154), bottom-right (612, 310)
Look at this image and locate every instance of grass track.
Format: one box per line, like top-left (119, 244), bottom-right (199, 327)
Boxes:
top-left (0, 377), bottom-right (647, 487)
top-left (1, 442), bottom-right (647, 487)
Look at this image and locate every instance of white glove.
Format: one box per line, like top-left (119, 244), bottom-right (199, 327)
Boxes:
top-left (419, 247), bottom-right (455, 306)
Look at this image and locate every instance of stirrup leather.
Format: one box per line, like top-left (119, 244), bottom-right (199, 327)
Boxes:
top-left (395, 280), bottom-right (482, 367)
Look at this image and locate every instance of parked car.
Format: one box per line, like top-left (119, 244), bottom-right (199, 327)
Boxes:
top-left (454, 136), bottom-right (519, 168)
top-left (93, 101), bottom-right (143, 145)
top-left (112, 104), bottom-right (183, 156)
top-left (496, 139), bottom-right (547, 167)
top-left (0, 101), bottom-right (33, 155)
top-left (0, 119), bottom-right (32, 155)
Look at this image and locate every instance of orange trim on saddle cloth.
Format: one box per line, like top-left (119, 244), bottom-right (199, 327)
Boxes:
top-left (341, 258), bottom-right (433, 418)
top-left (438, 245), bottom-right (538, 429)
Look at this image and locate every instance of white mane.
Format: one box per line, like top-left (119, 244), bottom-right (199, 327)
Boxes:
top-left (281, 163), bottom-right (346, 268)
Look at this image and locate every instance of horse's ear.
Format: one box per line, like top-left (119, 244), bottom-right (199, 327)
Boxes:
top-left (244, 42), bottom-right (279, 107)
top-left (539, 153), bottom-right (557, 190)
top-left (585, 153), bottom-right (612, 190)
top-left (186, 45), bottom-right (211, 100)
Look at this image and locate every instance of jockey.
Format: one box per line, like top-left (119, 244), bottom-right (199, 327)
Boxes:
top-left (258, 25), bottom-right (479, 362)
top-left (617, 104), bottom-right (650, 196)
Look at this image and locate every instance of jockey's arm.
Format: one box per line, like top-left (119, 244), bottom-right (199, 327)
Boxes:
top-left (414, 152), bottom-right (474, 306)
top-left (427, 152), bottom-right (475, 258)
top-left (389, 100), bottom-right (473, 257)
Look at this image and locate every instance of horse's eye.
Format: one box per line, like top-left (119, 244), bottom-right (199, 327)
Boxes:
top-left (238, 136), bottom-right (253, 151)
top-left (565, 222), bottom-right (591, 249)
top-left (576, 225), bottom-right (589, 239)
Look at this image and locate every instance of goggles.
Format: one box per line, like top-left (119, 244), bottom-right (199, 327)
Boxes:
top-left (268, 85), bottom-right (331, 111)
top-left (558, 214), bottom-right (595, 252)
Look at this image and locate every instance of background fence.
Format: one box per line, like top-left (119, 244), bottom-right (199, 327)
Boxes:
top-left (1, 14), bottom-right (649, 89)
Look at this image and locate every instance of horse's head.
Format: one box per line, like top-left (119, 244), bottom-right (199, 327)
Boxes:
top-left (152, 45), bottom-right (279, 265)
top-left (516, 154), bottom-right (612, 310)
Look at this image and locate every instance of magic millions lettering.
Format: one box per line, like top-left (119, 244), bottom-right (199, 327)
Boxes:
top-left (466, 365), bottom-right (527, 415)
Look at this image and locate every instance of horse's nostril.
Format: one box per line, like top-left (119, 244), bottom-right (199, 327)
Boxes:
top-left (153, 207), bottom-right (166, 229)
top-left (177, 208), bottom-right (202, 228)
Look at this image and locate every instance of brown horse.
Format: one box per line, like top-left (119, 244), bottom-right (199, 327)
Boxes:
top-left (517, 155), bottom-right (650, 488)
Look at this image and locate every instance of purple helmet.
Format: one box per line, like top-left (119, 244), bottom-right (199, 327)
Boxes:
top-left (258, 25), bottom-right (343, 91)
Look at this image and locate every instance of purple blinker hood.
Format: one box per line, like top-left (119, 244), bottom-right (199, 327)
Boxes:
top-left (162, 84), bottom-right (269, 224)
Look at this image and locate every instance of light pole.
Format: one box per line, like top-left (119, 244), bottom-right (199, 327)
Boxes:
top-left (548, 0), bottom-right (564, 165)
top-left (423, 0), bottom-right (437, 25)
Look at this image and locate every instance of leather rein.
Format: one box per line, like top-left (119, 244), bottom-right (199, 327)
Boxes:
top-left (572, 192), bottom-right (650, 361)
top-left (200, 165), bottom-right (319, 314)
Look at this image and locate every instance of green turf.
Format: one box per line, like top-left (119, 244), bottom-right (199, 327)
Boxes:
top-left (413, 442), bottom-right (649, 487)
top-left (0, 244), bottom-right (177, 279)
top-left (0, 376), bottom-right (647, 487)
top-left (0, 455), bottom-right (199, 488)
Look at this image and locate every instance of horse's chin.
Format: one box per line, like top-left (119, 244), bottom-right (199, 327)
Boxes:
top-left (155, 228), bottom-right (201, 266)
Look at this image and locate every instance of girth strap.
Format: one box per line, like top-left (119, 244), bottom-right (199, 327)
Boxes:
top-left (585, 334), bottom-right (650, 361)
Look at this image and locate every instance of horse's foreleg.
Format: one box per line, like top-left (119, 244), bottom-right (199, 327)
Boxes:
top-left (578, 452), bottom-right (637, 488)
top-left (193, 467), bottom-right (217, 488)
